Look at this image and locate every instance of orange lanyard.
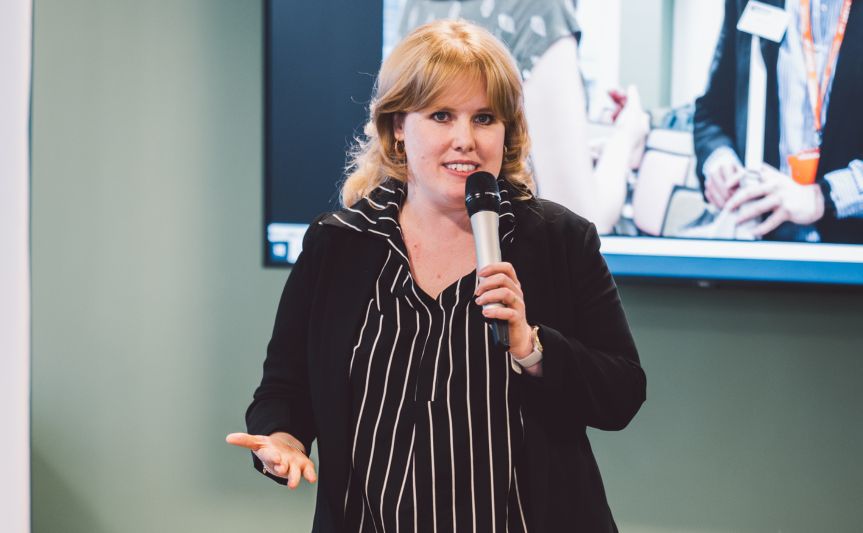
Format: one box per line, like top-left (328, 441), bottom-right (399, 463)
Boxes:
top-left (800, 0), bottom-right (852, 138)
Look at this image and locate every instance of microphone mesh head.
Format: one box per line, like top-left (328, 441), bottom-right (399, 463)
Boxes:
top-left (465, 171), bottom-right (501, 216)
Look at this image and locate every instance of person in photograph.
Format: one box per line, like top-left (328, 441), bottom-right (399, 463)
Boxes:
top-left (398, 0), bottom-right (650, 235)
top-left (228, 19), bottom-right (645, 532)
top-left (694, 0), bottom-right (863, 243)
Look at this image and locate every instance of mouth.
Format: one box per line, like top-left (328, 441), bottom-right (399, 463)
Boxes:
top-left (442, 162), bottom-right (479, 174)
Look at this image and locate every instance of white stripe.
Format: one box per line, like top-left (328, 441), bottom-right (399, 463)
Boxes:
top-left (332, 213), bottom-right (363, 232)
top-left (505, 336), bottom-right (513, 500)
top-left (365, 301), bottom-right (401, 533)
top-left (344, 469), bottom-right (353, 514)
top-left (375, 250), bottom-right (392, 312)
top-left (465, 308), bottom-right (477, 531)
top-left (410, 283), bottom-right (434, 401)
top-left (350, 314), bottom-right (385, 465)
top-left (412, 454), bottom-right (418, 533)
top-left (430, 295), bottom-right (447, 401)
top-left (368, 228), bottom-right (391, 238)
top-left (387, 239), bottom-right (410, 263)
top-left (514, 407), bottom-right (528, 530)
top-left (513, 468), bottom-right (529, 532)
top-left (446, 278), bottom-right (462, 532)
top-left (347, 205), bottom-right (378, 224)
top-left (485, 328), bottom-right (497, 533)
top-left (390, 264), bottom-right (403, 293)
top-left (428, 401), bottom-right (438, 533)
top-left (394, 427), bottom-right (416, 533)
top-left (364, 197), bottom-right (387, 210)
top-left (501, 228), bottom-right (515, 243)
top-left (383, 311), bottom-right (421, 527)
top-left (379, 216), bottom-right (400, 225)
top-left (349, 299), bottom-right (376, 378)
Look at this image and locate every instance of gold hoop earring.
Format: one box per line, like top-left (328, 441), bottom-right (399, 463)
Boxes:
top-left (394, 139), bottom-right (405, 156)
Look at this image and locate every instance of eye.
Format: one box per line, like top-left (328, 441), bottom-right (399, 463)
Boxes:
top-left (474, 113), bottom-right (496, 125)
top-left (431, 111), bottom-right (450, 122)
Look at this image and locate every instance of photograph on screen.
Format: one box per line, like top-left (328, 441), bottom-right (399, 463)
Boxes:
top-left (266, 0), bottom-right (863, 285)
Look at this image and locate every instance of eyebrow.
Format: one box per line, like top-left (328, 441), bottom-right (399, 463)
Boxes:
top-left (431, 106), bottom-right (496, 114)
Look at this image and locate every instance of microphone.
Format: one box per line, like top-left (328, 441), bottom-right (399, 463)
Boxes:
top-left (465, 171), bottom-right (509, 349)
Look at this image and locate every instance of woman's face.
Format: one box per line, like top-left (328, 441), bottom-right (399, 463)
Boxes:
top-left (394, 78), bottom-right (506, 212)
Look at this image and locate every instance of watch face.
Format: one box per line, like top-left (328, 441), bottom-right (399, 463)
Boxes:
top-left (532, 326), bottom-right (543, 352)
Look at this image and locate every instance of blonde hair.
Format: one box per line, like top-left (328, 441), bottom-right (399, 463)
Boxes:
top-left (341, 19), bottom-right (534, 207)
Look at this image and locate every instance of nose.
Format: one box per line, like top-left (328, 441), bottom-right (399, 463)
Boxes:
top-left (451, 117), bottom-right (476, 152)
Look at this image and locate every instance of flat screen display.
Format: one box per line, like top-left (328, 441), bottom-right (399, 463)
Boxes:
top-left (265, 0), bottom-right (863, 286)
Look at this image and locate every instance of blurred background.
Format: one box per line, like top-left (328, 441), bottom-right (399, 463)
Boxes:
top-left (27, 1), bottom-right (863, 532)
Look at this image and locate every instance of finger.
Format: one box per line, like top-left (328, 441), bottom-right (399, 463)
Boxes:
top-left (724, 166), bottom-right (745, 191)
top-left (712, 169), bottom-right (730, 199)
top-left (475, 272), bottom-right (522, 297)
top-left (302, 460), bottom-right (318, 483)
top-left (256, 446), bottom-right (282, 467)
top-left (478, 261), bottom-right (518, 282)
top-left (226, 433), bottom-right (264, 451)
top-left (736, 194), bottom-right (781, 224)
top-left (482, 306), bottom-right (523, 323)
top-left (287, 461), bottom-right (301, 489)
top-left (273, 461), bottom-right (288, 477)
top-left (476, 287), bottom-right (523, 309)
top-left (726, 183), bottom-right (771, 212)
top-left (705, 178), bottom-right (726, 208)
top-left (752, 209), bottom-right (787, 237)
top-left (704, 182), bottom-right (722, 209)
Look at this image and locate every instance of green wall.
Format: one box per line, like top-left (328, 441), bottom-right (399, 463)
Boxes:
top-left (31, 1), bottom-right (862, 532)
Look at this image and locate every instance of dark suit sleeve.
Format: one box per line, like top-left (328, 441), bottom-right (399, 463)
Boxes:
top-left (694, 0), bottom-right (740, 183)
top-left (520, 223), bottom-right (646, 432)
top-left (244, 215), bottom-right (326, 482)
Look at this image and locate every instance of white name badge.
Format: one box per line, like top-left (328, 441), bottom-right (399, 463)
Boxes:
top-left (737, 0), bottom-right (790, 43)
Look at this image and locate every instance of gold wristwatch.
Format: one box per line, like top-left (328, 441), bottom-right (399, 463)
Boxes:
top-left (511, 325), bottom-right (543, 373)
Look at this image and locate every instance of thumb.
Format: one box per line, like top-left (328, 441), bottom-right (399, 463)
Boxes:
top-left (226, 432), bottom-right (263, 451)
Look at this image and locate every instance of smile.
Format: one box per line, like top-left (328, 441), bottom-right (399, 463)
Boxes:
top-left (443, 162), bottom-right (478, 172)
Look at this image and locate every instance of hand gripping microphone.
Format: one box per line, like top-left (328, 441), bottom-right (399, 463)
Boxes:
top-left (465, 171), bottom-right (509, 349)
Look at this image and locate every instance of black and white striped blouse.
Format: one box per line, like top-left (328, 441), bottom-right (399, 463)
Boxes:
top-left (327, 179), bottom-right (528, 532)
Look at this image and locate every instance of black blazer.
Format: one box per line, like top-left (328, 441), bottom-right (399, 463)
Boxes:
top-left (246, 196), bottom-right (647, 532)
top-left (693, 0), bottom-right (863, 243)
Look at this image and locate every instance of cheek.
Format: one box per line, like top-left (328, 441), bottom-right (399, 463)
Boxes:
top-left (483, 128), bottom-right (506, 171)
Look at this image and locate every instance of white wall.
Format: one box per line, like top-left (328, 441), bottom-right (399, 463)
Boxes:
top-left (0, 2), bottom-right (32, 533)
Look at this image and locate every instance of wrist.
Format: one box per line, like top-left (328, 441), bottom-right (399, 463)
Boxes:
top-left (510, 325), bottom-right (534, 359)
top-left (818, 179), bottom-right (837, 219)
top-left (510, 325), bottom-right (543, 374)
top-left (812, 183), bottom-right (825, 221)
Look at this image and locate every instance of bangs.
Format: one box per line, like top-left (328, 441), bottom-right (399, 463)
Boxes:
top-left (401, 44), bottom-right (520, 121)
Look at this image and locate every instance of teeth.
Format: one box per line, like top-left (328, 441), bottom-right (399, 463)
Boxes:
top-left (445, 163), bottom-right (477, 172)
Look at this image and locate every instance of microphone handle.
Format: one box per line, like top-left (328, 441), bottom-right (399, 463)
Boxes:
top-left (470, 211), bottom-right (510, 349)
top-left (491, 320), bottom-right (510, 349)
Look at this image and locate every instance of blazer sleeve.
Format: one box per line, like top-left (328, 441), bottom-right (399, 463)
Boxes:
top-left (244, 214), bottom-right (326, 481)
top-left (519, 222), bottom-right (646, 432)
top-left (693, 0), bottom-right (740, 183)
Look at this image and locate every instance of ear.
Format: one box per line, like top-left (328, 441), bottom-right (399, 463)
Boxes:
top-left (392, 112), bottom-right (406, 139)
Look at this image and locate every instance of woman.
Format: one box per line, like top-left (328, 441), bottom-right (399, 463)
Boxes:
top-left (228, 19), bottom-right (645, 532)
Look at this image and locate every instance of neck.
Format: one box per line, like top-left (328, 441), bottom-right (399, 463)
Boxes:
top-left (401, 190), bottom-right (472, 235)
